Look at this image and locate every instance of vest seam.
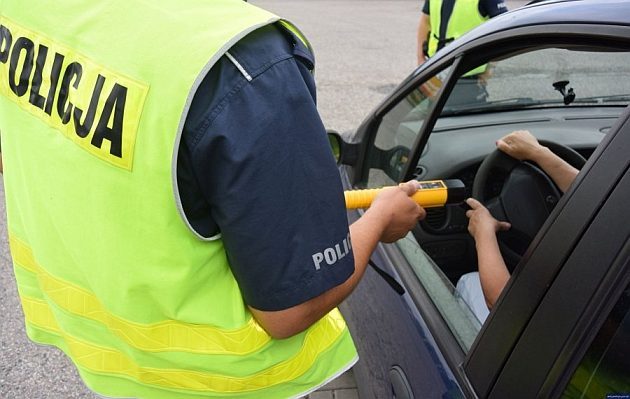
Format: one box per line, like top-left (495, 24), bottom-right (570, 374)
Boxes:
top-left (228, 22), bottom-right (303, 79)
top-left (189, 53), bottom-right (295, 149)
top-left (235, 52), bottom-right (294, 81)
top-left (225, 51), bottom-right (253, 81)
top-left (182, 55), bottom-right (301, 241)
top-left (189, 77), bottom-right (248, 148)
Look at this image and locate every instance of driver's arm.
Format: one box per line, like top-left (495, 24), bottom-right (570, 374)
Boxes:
top-left (497, 130), bottom-right (579, 192)
top-left (465, 198), bottom-right (511, 309)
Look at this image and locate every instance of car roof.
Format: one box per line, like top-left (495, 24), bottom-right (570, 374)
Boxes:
top-left (426, 0), bottom-right (630, 60)
top-left (490, 0), bottom-right (630, 28)
top-left (487, 0), bottom-right (630, 32)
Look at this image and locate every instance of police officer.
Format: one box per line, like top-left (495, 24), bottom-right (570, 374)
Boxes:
top-left (417, 0), bottom-right (508, 65)
top-left (0, 1), bottom-right (424, 398)
top-left (416, 0), bottom-right (507, 105)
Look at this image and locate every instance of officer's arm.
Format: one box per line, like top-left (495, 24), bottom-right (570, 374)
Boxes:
top-left (249, 182), bottom-right (424, 339)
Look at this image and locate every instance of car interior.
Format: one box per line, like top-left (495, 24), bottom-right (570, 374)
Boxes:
top-left (357, 43), bottom-right (630, 349)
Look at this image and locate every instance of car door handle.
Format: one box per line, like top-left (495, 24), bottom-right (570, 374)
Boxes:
top-left (390, 365), bottom-right (414, 399)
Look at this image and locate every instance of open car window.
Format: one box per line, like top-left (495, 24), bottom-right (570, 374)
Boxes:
top-left (396, 233), bottom-right (482, 350)
top-left (365, 44), bottom-right (630, 353)
top-left (365, 64), bottom-right (454, 187)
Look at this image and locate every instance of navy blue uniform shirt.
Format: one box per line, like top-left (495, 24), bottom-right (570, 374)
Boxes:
top-left (177, 24), bottom-right (354, 311)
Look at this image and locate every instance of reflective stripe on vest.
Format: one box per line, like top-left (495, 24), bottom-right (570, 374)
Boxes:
top-left (13, 233), bottom-right (350, 394)
top-left (0, 1), bottom-right (357, 398)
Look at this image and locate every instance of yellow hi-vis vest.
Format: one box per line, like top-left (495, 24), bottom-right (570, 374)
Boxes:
top-left (428, 0), bottom-right (487, 76)
top-left (0, 2), bottom-right (357, 398)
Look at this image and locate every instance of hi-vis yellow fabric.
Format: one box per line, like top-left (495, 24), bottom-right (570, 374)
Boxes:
top-left (0, 1), bottom-right (357, 398)
top-left (9, 235), bottom-right (271, 355)
top-left (427, 0), bottom-right (487, 76)
top-left (0, 18), bottom-right (147, 170)
top-left (427, 0), bottom-right (486, 57)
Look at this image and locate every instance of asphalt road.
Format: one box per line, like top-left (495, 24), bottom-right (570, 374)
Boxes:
top-left (0, 1), bottom-right (529, 398)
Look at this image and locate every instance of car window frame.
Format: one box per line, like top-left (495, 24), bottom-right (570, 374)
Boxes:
top-left (347, 23), bottom-right (630, 396)
top-left (421, 27), bottom-right (630, 186)
top-left (350, 56), bottom-right (462, 188)
top-left (350, 24), bottom-right (630, 189)
top-left (467, 106), bottom-right (630, 397)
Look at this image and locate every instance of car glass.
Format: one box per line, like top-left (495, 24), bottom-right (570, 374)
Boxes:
top-left (364, 45), bottom-right (630, 354)
top-left (440, 48), bottom-right (630, 117)
top-left (561, 282), bottom-right (630, 398)
top-left (367, 65), bottom-right (484, 350)
top-left (366, 64), bottom-right (454, 187)
top-left (396, 233), bottom-right (482, 350)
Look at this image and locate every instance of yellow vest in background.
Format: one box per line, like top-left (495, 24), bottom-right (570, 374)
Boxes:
top-left (0, 1), bottom-right (357, 398)
top-left (428, 0), bottom-right (487, 76)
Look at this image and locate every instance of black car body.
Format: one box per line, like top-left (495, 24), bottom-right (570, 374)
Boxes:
top-left (333, 1), bottom-right (630, 398)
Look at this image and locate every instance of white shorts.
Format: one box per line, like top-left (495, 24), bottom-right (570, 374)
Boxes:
top-left (456, 272), bottom-right (490, 323)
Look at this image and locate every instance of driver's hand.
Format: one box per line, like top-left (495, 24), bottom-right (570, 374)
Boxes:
top-left (496, 130), bottom-right (544, 161)
top-left (465, 198), bottom-right (511, 240)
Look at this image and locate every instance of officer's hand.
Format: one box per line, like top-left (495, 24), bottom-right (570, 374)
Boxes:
top-left (417, 52), bottom-right (427, 66)
top-left (369, 181), bottom-right (426, 243)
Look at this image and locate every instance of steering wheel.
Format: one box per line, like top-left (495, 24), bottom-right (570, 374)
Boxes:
top-left (471, 140), bottom-right (586, 268)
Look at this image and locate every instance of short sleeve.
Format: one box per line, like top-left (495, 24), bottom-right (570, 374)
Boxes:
top-left (423, 0), bottom-right (430, 14)
top-left (177, 24), bottom-right (354, 311)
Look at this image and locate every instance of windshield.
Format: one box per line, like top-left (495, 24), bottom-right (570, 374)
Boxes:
top-left (441, 47), bottom-right (630, 116)
top-left (364, 46), bottom-right (630, 189)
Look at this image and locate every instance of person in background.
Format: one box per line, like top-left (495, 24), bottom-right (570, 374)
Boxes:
top-left (417, 0), bottom-right (508, 65)
top-left (416, 0), bottom-right (508, 104)
top-left (459, 130), bottom-right (579, 322)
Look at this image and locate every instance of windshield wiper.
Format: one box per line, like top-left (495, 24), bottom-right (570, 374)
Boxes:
top-left (571, 94), bottom-right (630, 104)
top-left (550, 81), bottom-right (630, 106)
top-left (441, 93), bottom-right (630, 117)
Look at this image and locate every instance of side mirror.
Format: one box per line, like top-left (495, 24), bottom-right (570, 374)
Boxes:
top-left (381, 145), bottom-right (410, 182)
top-left (328, 131), bottom-right (342, 163)
top-left (327, 129), bottom-right (410, 181)
top-left (327, 130), bottom-right (358, 165)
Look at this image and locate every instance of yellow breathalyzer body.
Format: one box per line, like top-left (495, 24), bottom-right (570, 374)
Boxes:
top-left (344, 179), bottom-right (465, 209)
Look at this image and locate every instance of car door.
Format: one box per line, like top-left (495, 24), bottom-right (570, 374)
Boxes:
top-left (339, 9), bottom-right (630, 399)
top-left (467, 105), bottom-right (630, 398)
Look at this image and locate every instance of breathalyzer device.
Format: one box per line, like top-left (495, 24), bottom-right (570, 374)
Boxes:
top-left (344, 179), bottom-right (466, 209)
